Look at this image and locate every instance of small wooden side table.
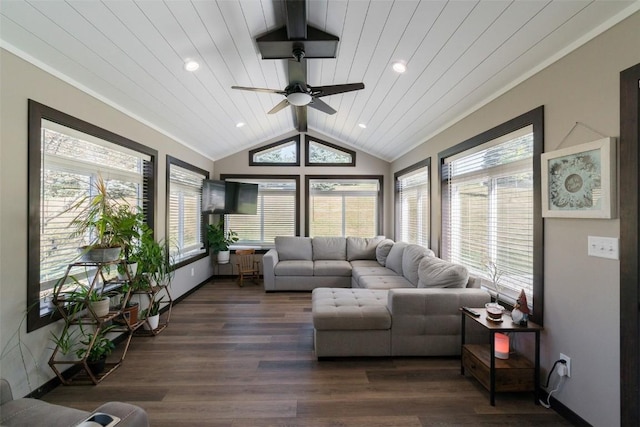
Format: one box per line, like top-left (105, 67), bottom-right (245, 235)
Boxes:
top-left (460, 307), bottom-right (543, 406)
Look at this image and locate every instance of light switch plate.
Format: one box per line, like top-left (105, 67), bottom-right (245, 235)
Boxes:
top-left (588, 236), bottom-right (619, 260)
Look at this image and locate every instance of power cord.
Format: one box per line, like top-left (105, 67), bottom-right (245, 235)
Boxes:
top-left (540, 359), bottom-right (567, 409)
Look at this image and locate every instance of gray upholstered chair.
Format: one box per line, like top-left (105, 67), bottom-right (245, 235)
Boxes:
top-left (0, 378), bottom-right (149, 427)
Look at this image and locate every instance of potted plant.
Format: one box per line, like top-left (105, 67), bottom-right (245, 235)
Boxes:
top-left (128, 227), bottom-right (174, 290)
top-left (75, 326), bottom-right (116, 375)
top-left (67, 175), bottom-right (129, 262)
top-left (54, 276), bottom-right (111, 318)
top-left (111, 206), bottom-right (146, 280)
top-left (141, 297), bottom-right (163, 331)
top-left (207, 220), bottom-right (238, 264)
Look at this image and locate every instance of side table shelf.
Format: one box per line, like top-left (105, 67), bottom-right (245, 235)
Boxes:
top-left (460, 308), bottom-right (542, 406)
top-left (48, 260), bottom-right (137, 385)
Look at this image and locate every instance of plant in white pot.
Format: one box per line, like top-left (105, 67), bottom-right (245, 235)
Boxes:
top-left (207, 220), bottom-right (238, 264)
top-left (141, 297), bottom-right (163, 331)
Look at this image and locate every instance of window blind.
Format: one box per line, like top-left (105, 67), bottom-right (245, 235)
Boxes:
top-left (442, 127), bottom-right (534, 304)
top-left (169, 163), bottom-right (206, 262)
top-left (225, 179), bottom-right (296, 246)
top-left (397, 165), bottom-right (430, 247)
top-left (308, 179), bottom-right (379, 237)
top-left (40, 125), bottom-right (147, 292)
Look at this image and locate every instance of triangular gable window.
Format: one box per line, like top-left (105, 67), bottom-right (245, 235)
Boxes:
top-left (249, 135), bottom-right (300, 166)
top-left (306, 136), bottom-right (355, 166)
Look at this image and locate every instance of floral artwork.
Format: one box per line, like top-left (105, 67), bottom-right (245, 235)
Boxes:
top-left (541, 137), bottom-right (616, 218)
top-left (547, 148), bottom-right (601, 210)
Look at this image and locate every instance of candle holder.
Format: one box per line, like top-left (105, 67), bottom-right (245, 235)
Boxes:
top-left (495, 332), bottom-right (510, 359)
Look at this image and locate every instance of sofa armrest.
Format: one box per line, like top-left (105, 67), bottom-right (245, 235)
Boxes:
top-left (93, 402), bottom-right (149, 427)
top-left (262, 249), bottom-right (279, 291)
top-left (0, 379), bottom-right (13, 406)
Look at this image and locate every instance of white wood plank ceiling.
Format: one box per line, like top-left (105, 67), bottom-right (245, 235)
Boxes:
top-left (1, 1), bottom-right (638, 162)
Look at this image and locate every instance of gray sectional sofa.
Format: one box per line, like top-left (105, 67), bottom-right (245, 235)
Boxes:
top-left (263, 236), bottom-right (491, 357)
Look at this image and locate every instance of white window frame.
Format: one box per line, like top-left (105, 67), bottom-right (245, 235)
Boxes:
top-left (306, 176), bottom-right (383, 238)
top-left (222, 175), bottom-right (299, 248)
top-left (167, 156), bottom-right (208, 266)
top-left (395, 159), bottom-right (430, 247)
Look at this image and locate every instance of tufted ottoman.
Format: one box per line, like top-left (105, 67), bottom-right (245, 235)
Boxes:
top-left (312, 287), bottom-right (391, 357)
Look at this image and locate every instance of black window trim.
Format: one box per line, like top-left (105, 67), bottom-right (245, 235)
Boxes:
top-left (394, 158), bottom-right (431, 246)
top-left (248, 135), bottom-right (301, 166)
top-left (166, 155), bottom-right (210, 270)
top-left (305, 135), bottom-right (356, 167)
top-left (437, 105), bottom-right (544, 325)
top-left (27, 100), bottom-right (158, 332)
top-left (305, 175), bottom-right (384, 237)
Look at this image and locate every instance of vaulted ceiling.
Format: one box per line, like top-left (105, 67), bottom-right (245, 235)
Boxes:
top-left (1, 1), bottom-right (637, 161)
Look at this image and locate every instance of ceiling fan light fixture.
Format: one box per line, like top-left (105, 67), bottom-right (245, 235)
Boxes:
top-left (184, 60), bottom-right (200, 71)
top-left (392, 61), bottom-right (407, 73)
top-left (287, 92), bottom-right (312, 106)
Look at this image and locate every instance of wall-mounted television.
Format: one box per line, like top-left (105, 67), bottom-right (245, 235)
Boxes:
top-left (202, 179), bottom-right (258, 214)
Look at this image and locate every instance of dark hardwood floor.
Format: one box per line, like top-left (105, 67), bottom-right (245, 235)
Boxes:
top-left (43, 280), bottom-right (571, 426)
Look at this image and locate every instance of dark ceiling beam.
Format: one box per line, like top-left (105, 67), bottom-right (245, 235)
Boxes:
top-left (285, 0), bottom-right (307, 39)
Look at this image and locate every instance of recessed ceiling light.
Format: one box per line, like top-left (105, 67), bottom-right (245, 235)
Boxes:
top-left (184, 60), bottom-right (200, 71)
top-left (392, 61), bottom-right (407, 73)
top-left (236, 122), bottom-right (245, 128)
top-left (358, 123), bottom-right (367, 129)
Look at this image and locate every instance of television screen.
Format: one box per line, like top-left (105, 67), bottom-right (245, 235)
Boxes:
top-left (202, 180), bottom-right (226, 213)
top-left (234, 182), bottom-right (258, 215)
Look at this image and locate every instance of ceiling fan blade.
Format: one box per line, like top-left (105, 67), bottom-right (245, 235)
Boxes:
top-left (294, 106), bottom-right (307, 132)
top-left (288, 59), bottom-right (307, 85)
top-left (268, 99), bottom-right (290, 114)
top-left (308, 97), bottom-right (336, 115)
top-left (310, 83), bottom-right (365, 97)
top-left (231, 86), bottom-right (286, 95)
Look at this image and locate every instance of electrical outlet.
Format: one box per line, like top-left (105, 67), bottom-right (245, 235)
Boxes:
top-left (191, 267), bottom-right (195, 277)
top-left (560, 353), bottom-right (571, 377)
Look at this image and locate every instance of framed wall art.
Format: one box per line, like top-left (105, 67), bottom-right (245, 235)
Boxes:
top-left (541, 137), bottom-right (616, 218)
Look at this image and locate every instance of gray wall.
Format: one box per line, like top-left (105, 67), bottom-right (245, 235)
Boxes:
top-left (391, 11), bottom-right (640, 427)
top-left (0, 49), bottom-right (215, 397)
top-left (214, 131), bottom-right (393, 237)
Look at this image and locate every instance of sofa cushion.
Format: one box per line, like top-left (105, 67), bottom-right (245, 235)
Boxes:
top-left (346, 236), bottom-right (383, 261)
top-left (274, 260), bottom-right (314, 276)
top-left (376, 239), bottom-right (395, 265)
top-left (417, 256), bottom-right (469, 288)
top-left (275, 236), bottom-right (312, 261)
top-left (358, 275), bottom-right (414, 289)
top-left (349, 260), bottom-right (381, 268)
top-left (385, 242), bottom-right (408, 275)
top-left (402, 244), bottom-right (434, 286)
top-left (314, 260), bottom-right (352, 277)
top-left (312, 288), bottom-right (391, 330)
top-left (352, 266), bottom-right (397, 283)
top-left (312, 237), bottom-right (347, 260)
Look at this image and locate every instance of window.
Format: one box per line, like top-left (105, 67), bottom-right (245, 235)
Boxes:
top-left (222, 175), bottom-right (299, 246)
top-left (306, 176), bottom-right (383, 237)
top-left (305, 136), bottom-right (355, 166)
top-left (249, 136), bottom-right (300, 166)
top-left (395, 159), bottom-right (430, 247)
top-left (439, 107), bottom-right (543, 324)
top-left (28, 100), bottom-right (156, 331)
top-left (167, 157), bottom-right (208, 267)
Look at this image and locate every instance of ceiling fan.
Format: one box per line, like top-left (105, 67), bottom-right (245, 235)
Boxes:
top-left (232, 56), bottom-right (364, 132)
top-left (231, 0), bottom-right (364, 132)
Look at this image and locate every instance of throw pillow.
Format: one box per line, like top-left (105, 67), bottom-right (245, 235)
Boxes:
top-left (375, 239), bottom-right (394, 265)
top-left (385, 242), bottom-right (408, 275)
top-left (401, 244), bottom-right (433, 286)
